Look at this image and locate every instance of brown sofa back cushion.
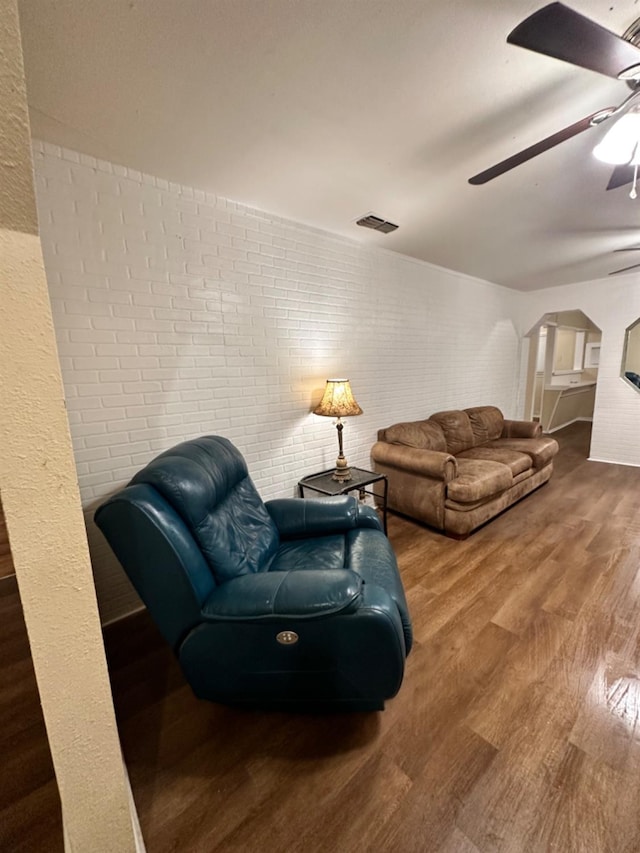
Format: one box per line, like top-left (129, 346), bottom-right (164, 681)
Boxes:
top-left (383, 420), bottom-right (447, 452)
top-left (428, 410), bottom-right (475, 455)
top-left (465, 406), bottom-right (504, 445)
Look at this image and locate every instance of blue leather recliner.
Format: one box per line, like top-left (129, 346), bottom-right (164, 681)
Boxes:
top-left (95, 436), bottom-right (412, 711)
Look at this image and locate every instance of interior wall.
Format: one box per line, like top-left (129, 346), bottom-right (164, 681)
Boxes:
top-left (33, 140), bottom-right (522, 622)
top-left (522, 278), bottom-right (640, 466)
top-left (1, 4), bottom-right (140, 849)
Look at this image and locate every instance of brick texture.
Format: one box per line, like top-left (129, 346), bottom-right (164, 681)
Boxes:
top-left (33, 140), bottom-right (522, 621)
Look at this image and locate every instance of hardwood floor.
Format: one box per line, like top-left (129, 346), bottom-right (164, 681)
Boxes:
top-left (3, 421), bottom-right (640, 852)
top-left (0, 575), bottom-right (63, 852)
top-left (0, 498), bottom-right (14, 579)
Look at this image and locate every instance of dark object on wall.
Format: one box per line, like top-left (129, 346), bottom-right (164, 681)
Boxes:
top-left (95, 436), bottom-right (411, 711)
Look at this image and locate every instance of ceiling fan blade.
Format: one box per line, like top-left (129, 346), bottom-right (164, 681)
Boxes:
top-left (613, 247), bottom-right (640, 252)
top-left (609, 262), bottom-right (640, 275)
top-left (508, 2), bottom-right (640, 79)
top-left (468, 110), bottom-right (610, 185)
top-left (606, 164), bottom-right (635, 190)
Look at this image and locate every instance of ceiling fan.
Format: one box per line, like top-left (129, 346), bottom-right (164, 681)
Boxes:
top-left (609, 246), bottom-right (640, 275)
top-left (469, 2), bottom-right (640, 188)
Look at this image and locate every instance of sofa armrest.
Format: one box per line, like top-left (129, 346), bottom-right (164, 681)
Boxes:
top-left (371, 441), bottom-right (457, 482)
top-left (501, 419), bottom-right (542, 439)
top-left (201, 569), bottom-right (363, 620)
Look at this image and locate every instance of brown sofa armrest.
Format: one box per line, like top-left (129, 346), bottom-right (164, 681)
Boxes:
top-left (501, 419), bottom-right (542, 439)
top-left (371, 442), bottom-right (458, 482)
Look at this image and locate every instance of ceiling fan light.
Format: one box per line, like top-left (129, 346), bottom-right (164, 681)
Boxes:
top-left (593, 111), bottom-right (640, 164)
top-left (617, 63), bottom-right (640, 81)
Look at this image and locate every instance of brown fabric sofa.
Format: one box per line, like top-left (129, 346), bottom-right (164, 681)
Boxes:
top-left (371, 406), bottom-right (558, 538)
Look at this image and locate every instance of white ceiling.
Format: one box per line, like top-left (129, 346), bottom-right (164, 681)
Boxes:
top-left (17, 0), bottom-right (640, 291)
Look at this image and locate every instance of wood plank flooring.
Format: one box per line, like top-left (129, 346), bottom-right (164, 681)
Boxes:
top-left (0, 497), bottom-right (14, 579)
top-left (3, 421), bottom-right (640, 851)
top-left (0, 575), bottom-right (62, 852)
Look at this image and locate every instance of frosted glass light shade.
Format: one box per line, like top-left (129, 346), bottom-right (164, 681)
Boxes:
top-left (313, 379), bottom-right (363, 417)
top-left (593, 110), bottom-right (640, 165)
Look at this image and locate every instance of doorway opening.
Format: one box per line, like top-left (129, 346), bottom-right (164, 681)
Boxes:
top-left (523, 310), bottom-right (601, 441)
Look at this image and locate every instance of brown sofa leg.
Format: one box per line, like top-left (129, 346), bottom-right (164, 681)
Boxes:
top-left (445, 530), bottom-right (470, 540)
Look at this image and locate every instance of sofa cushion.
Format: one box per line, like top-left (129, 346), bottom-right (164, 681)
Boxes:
top-left (447, 458), bottom-right (512, 504)
top-left (457, 446), bottom-right (532, 477)
top-left (485, 436), bottom-right (558, 470)
top-left (429, 410), bottom-right (475, 455)
top-left (512, 468), bottom-right (534, 486)
top-left (384, 420), bottom-right (447, 452)
top-left (465, 406), bottom-right (505, 444)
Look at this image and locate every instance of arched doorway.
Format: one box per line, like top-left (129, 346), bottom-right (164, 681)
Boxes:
top-left (524, 310), bottom-right (601, 440)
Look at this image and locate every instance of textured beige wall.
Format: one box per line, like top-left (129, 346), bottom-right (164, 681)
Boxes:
top-left (0, 12), bottom-right (38, 235)
top-left (0, 4), bottom-right (140, 851)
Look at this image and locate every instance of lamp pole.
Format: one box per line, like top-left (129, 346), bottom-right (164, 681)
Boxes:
top-left (333, 417), bottom-right (351, 481)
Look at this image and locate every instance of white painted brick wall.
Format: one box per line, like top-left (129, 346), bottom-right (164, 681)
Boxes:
top-left (33, 140), bottom-right (522, 622)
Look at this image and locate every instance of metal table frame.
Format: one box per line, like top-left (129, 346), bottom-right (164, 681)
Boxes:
top-left (297, 466), bottom-right (388, 534)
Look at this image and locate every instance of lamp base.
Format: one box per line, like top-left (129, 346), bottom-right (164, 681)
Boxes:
top-left (332, 454), bottom-right (352, 482)
top-left (332, 466), bottom-right (352, 482)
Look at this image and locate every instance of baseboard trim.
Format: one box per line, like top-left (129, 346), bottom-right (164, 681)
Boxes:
top-left (588, 456), bottom-right (640, 468)
top-left (101, 603), bottom-right (145, 629)
top-left (124, 758), bottom-right (147, 852)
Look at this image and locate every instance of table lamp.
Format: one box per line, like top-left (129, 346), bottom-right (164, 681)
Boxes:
top-left (313, 379), bottom-right (363, 481)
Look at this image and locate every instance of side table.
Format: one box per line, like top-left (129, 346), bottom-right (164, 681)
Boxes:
top-left (297, 467), bottom-right (388, 534)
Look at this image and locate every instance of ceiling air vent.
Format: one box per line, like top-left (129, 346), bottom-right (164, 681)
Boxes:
top-left (356, 213), bottom-right (399, 234)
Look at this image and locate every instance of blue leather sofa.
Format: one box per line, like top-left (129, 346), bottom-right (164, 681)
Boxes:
top-left (95, 436), bottom-right (412, 711)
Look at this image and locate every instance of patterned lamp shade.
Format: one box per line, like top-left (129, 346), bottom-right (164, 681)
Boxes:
top-left (313, 379), bottom-right (363, 418)
top-left (313, 379), bottom-right (362, 482)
